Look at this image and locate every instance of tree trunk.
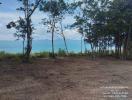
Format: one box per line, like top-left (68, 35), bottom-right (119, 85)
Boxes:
top-left (51, 21), bottom-right (55, 58)
top-left (25, 16), bottom-right (32, 61)
top-left (84, 40), bottom-right (87, 53)
top-left (24, 0), bottom-right (32, 61)
top-left (81, 36), bottom-right (83, 54)
top-left (123, 26), bottom-right (131, 59)
top-left (60, 21), bottom-right (68, 54)
top-left (62, 33), bottom-right (68, 55)
top-left (26, 35), bottom-right (32, 60)
top-left (23, 39), bottom-right (25, 56)
top-left (115, 33), bottom-right (120, 58)
top-left (90, 43), bottom-right (95, 59)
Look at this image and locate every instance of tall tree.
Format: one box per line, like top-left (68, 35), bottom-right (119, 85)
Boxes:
top-left (7, 17), bottom-right (27, 55)
top-left (107, 0), bottom-right (132, 58)
top-left (73, 0), bottom-right (111, 54)
top-left (40, 0), bottom-right (69, 57)
top-left (7, 0), bottom-right (42, 61)
top-left (58, 0), bottom-right (69, 54)
top-left (70, 1), bottom-right (87, 53)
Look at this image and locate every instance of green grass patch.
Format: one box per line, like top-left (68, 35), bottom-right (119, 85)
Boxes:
top-left (0, 51), bottom-right (23, 62)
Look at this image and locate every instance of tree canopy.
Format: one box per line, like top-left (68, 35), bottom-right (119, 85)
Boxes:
top-left (4, 0), bottom-right (132, 60)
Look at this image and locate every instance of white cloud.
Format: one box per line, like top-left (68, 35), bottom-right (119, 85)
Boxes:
top-left (0, 23), bottom-right (2, 27)
top-left (0, 10), bottom-right (80, 40)
top-left (32, 28), bottom-right (81, 40)
top-left (0, 12), bottom-right (20, 22)
top-left (63, 29), bottom-right (81, 40)
top-left (0, 33), bottom-right (15, 40)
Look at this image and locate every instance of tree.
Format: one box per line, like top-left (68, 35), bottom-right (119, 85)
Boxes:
top-left (70, 1), bottom-right (87, 54)
top-left (73, 0), bottom-right (111, 55)
top-left (58, 0), bottom-right (69, 54)
top-left (80, 0), bottom-right (132, 59)
top-left (72, 16), bottom-right (86, 53)
top-left (107, 0), bottom-right (132, 59)
top-left (7, 17), bottom-right (27, 55)
top-left (40, 0), bottom-right (69, 57)
top-left (7, 0), bottom-right (42, 61)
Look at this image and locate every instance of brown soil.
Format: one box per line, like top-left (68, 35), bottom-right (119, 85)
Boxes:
top-left (0, 57), bottom-right (132, 100)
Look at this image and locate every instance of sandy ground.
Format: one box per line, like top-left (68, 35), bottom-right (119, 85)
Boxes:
top-left (0, 57), bottom-right (132, 100)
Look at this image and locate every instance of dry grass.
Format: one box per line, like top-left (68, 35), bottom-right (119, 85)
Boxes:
top-left (0, 57), bottom-right (132, 100)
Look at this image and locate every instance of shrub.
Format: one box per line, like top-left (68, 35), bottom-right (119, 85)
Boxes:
top-left (0, 51), bottom-right (22, 62)
top-left (58, 48), bottom-right (66, 56)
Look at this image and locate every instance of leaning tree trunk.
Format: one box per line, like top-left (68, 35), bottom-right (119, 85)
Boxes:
top-left (60, 21), bottom-right (68, 55)
top-left (62, 33), bottom-right (69, 55)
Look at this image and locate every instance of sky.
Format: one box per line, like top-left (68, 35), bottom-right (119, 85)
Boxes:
top-left (0, 0), bottom-right (81, 40)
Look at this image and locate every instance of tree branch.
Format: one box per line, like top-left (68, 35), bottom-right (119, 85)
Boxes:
top-left (28, 0), bottom-right (42, 18)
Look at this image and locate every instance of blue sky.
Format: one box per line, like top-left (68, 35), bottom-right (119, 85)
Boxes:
top-left (0, 0), bottom-right (81, 40)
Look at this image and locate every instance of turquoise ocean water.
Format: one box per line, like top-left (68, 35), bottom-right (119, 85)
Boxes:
top-left (0, 40), bottom-right (90, 53)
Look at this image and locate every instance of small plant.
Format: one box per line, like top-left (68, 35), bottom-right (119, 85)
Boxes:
top-left (58, 48), bottom-right (66, 56)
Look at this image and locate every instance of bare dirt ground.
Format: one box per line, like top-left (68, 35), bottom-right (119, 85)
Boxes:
top-left (0, 57), bottom-right (132, 100)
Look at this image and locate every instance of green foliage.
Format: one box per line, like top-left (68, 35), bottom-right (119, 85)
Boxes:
top-left (40, 0), bottom-right (67, 16)
top-left (0, 51), bottom-right (22, 62)
top-left (40, 0), bottom-right (69, 58)
top-left (57, 48), bottom-right (66, 56)
top-left (2, 0), bottom-right (132, 60)
top-left (7, 0), bottom-right (43, 62)
top-left (71, 0), bottom-right (132, 59)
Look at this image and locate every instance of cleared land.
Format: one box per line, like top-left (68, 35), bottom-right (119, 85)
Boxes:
top-left (0, 57), bottom-right (132, 100)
